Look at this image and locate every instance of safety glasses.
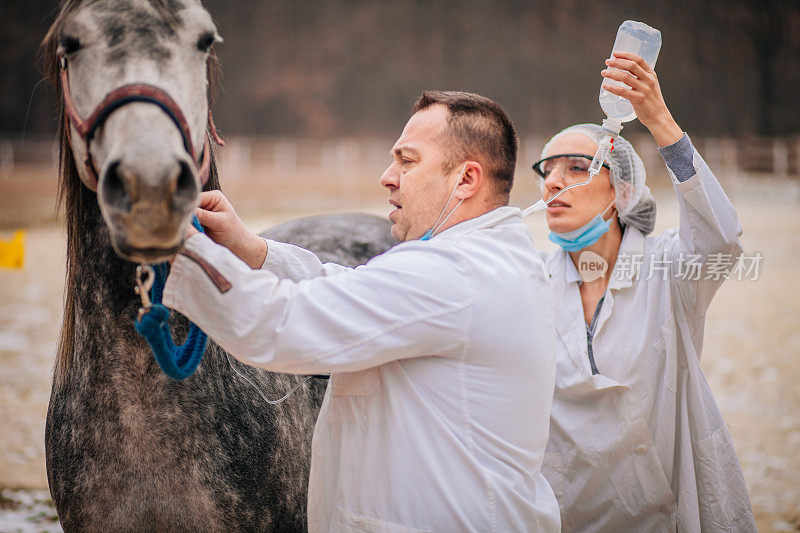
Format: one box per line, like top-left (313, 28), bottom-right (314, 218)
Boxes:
top-left (531, 154), bottom-right (610, 183)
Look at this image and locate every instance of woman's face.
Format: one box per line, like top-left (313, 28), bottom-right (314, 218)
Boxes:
top-left (541, 131), bottom-right (617, 233)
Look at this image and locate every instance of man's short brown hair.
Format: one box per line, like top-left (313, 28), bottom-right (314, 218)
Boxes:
top-left (412, 91), bottom-right (518, 201)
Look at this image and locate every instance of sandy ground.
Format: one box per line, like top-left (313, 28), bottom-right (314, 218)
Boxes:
top-left (0, 173), bottom-right (799, 531)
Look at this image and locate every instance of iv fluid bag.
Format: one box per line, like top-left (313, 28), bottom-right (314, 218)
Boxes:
top-left (599, 20), bottom-right (662, 123)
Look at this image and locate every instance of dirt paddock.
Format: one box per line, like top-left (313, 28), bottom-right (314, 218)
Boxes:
top-left (0, 168), bottom-right (798, 531)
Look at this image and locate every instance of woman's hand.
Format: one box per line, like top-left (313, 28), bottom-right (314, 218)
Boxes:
top-left (191, 190), bottom-right (268, 269)
top-left (601, 51), bottom-right (684, 147)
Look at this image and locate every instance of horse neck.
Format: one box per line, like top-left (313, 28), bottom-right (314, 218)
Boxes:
top-left (58, 184), bottom-right (146, 381)
top-left (72, 190), bottom-right (136, 312)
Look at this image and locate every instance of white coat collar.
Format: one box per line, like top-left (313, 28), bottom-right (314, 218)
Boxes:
top-left (434, 206), bottom-right (523, 240)
top-left (546, 227), bottom-right (646, 386)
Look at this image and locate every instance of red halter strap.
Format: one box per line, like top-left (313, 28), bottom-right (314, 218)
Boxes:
top-left (58, 54), bottom-right (224, 191)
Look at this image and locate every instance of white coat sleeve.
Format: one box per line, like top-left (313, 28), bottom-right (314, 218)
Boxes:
top-left (259, 238), bottom-right (353, 281)
top-left (163, 234), bottom-right (472, 375)
top-left (663, 144), bottom-right (744, 315)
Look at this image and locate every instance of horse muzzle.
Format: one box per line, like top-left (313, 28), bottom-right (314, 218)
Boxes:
top-left (100, 150), bottom-right (198, 264)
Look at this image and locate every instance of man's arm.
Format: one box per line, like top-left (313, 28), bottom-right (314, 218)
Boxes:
top-left (193, 190), bottom-right (353, 280)
top-left (259, 238), bottom-right (353, 281)
top-left (163, 235), bottom-right (471, 375)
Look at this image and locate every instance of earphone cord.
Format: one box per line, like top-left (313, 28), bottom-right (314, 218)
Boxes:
top-left (225, 351), bottom-right (318, 405)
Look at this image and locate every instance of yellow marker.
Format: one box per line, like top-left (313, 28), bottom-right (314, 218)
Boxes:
top-left (0, 230), bottom-right (25, 269)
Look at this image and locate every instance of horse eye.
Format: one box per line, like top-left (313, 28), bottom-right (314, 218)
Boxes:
top-left (196, 33), bottom-right (216, 52)
top-left (59, 35), bottom-right (82, 56)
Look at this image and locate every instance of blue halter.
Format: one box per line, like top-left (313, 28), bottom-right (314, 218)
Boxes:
top-left (134, 216), bottom-right (208, 380)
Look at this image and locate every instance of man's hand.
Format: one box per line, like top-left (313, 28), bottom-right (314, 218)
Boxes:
top-left (191, 190), bottom-right (268, 269)
top-left (601, 51), bottom-right (684, 147)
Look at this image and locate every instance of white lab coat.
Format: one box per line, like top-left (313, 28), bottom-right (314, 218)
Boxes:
top-left (164, 206), bottom-right (561, 532)
top-left (541, 148), bottom-right (757, 532)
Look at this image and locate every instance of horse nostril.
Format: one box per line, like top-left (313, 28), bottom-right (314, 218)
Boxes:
top-left (100, 158), bottom-right (196, 212)
top-left (174, 161), bottom-right (197, 206)
top-left (101, 161), bottom-right (131, 212)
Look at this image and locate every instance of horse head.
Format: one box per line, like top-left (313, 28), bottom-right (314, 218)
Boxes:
top-left (45, 0), bottom-right (222, 264)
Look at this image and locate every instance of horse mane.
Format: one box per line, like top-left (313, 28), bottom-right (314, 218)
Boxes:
top-left (42, 0), bottom-right (223, 384)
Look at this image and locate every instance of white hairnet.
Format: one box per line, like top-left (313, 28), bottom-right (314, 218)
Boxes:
top-left (540, 123), bottom-right (656, 235)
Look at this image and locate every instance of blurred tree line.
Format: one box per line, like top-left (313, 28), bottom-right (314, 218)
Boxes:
top-left (2, 0), bottom-right (799, 138)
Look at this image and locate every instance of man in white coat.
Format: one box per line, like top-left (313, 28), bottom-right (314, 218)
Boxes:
top-left (163, 91), bottom-right (561, 532)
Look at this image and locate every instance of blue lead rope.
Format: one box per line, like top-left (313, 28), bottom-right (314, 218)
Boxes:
top-left (134, 216), bottom-right (208, 380)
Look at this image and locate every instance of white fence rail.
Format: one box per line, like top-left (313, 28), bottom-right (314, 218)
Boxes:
top-left (2, 134), bottom-right (799, 181)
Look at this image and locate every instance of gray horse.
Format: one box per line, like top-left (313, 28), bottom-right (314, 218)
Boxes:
top-left (43, 1), bottom-right (394, 530)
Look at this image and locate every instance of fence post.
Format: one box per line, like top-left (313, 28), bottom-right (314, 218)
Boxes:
top-left (337, 139), bottom-right (357, 199)
top-left (225, 137), bottom-right (251, 181)
top-left (704, 138), bottom-right (721, 172)
top-left (795, 137), bottom-right (800, 178)
top-left (721, 138), bottom-right (739, 179)
top-left (273, 139), bottom-right (297, 182)
top-left (0, 141), bottom-right (14, 178)
top-left (773, 138), bottom-right (789, 180)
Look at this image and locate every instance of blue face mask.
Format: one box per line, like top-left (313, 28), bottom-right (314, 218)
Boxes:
top-left (548, 201), bottom-right (614, 252)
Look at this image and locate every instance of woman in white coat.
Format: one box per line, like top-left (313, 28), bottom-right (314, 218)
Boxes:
top-left (534, 51), bottom-right (757, 531)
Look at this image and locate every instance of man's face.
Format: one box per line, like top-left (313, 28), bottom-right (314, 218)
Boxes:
top-left (380, 105), bottom-right (456, 242)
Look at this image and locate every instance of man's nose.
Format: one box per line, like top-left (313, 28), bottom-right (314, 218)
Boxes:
top-left (380, 164), bottom-right (399, 189)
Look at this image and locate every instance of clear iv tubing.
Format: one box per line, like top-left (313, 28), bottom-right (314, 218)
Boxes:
top-left (521, 162), bottom-right (605, 217)
top-left (225, 351), bottom-right (324, 405)
top-left (522, 118), bottom-right (622, 217)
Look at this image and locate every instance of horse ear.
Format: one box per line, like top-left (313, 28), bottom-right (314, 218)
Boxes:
top-left (203, 145), bottom-right (221, 193)
top-left (206, 52), bottom-right (221, 107)
top-left (204, 51), bottom-right (223, 194)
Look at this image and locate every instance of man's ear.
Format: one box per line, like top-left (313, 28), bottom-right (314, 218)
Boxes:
top-left (455, 161), bottom-right (484, 200)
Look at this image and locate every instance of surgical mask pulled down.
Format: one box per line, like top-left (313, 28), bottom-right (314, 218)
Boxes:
top-left (420, 163), bottom-right (467, 241)
top-left (548, 199), bottom-right (615, 252)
